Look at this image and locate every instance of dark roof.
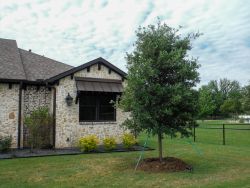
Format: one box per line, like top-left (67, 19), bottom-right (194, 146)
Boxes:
top-left (47, 57), bottom-right (127, 83)
top-left (0, 38), bottom-right (127, 84)
top-left (0, 38), bottom-right (73, 82)
top-left (0, 38), bottom-right (26, 80)
top-left (19, 49), bottom-right (72, 81)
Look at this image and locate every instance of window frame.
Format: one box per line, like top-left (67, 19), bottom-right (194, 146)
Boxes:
top-left (79, 92), bottom-right (117, 122)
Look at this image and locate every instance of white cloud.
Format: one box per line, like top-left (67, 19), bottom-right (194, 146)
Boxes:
top-left (0, 0), bottom-right (250, 86)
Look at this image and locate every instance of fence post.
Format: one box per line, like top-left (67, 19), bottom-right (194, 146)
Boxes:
top-left (223, 124), bottom-right (225, 145)
top-left (193, 124), bottom-right (196, 142)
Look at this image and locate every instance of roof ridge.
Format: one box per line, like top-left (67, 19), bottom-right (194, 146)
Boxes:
top-left (18, 48), bottom-right (28, 80)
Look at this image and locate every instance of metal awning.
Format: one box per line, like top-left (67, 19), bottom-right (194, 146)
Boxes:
top-left (75, 77), bottom-right (123, 93)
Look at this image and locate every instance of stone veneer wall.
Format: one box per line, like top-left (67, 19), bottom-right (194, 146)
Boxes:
top-left (23, 86), bottom-right (52, 116)
top-left (55, 63), bottom-right (129, 148)
top-left (22, 86), bottom-right (52, 147)
top-left (0, 83), bottom-right (19, 147)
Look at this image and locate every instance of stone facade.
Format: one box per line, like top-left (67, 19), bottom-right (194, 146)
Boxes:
top-left (0, 64), bottom-right (129, 149)
top-left (0, 84), bottom-right (54, 148)
top-left (55, 63), bottom-right (129, 148)
top-left (22, 86), bottom-right (52, 147)
top-left (0, 83), bottom-right (19, 147)
top-left (23, 86), bottom-right (52, 115)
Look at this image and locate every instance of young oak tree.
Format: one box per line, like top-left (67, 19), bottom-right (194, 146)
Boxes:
top-left (120, 22), bottom-right (200, 162)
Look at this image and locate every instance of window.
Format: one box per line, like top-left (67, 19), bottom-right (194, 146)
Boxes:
top-left (79, 93), bottom-right (116, 121)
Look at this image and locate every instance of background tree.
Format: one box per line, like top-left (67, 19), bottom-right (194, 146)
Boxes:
top-left (198, 85), bottom-right (216, 119)
top-left (220, 80), bottom-right (242, 118)
top-left (220, 98), bottom-right (242, 119)
top-left (120, 22), bottom-right (200, 162)
top-left (241, 84), bottom-right (250, 113)
top-left (199, 79), bottom-right (242, 118)
top-left (219, 79), bottom-right (241, 100)
top-left (206, 80), bottom-right (224, 117)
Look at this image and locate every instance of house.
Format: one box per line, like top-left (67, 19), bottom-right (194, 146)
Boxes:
top-left (0, 38), bottom-right (129, 148)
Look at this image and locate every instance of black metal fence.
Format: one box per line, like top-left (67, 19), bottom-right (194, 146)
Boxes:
top-left (193, 123), bottom-right (250, 146)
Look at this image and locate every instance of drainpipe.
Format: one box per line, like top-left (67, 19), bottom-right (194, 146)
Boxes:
top-left (46, 81), bottom-right (57, 149)
top-left (52, 86), bottom-right (56, 148)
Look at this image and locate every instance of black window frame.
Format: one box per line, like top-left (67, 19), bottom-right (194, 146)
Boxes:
top-left (79, 92), bottom-right (117, 122)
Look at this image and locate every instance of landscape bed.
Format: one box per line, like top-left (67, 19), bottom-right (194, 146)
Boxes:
top-left (0, 144), bottom-right (153, 159)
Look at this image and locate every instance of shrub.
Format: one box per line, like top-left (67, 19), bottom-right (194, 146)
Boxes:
top-left (24, 107), bottom-right (53, 150)
top-left (78, 135), bottom-right (99, 152)
top-left (103, 137), bottom-right (116, 151)
top-left (122, 133), bottom-right (136, 149)
top-left (0, 136), bottom-right (12, 153)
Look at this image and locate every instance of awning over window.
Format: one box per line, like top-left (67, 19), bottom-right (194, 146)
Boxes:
top-left (75, 77), bottom-right (123, 93)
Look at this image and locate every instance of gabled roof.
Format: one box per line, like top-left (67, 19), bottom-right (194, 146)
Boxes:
top-left (46, 57), bottom-right (127, 83)
top-left (0, 38), bottom-right (127, 84)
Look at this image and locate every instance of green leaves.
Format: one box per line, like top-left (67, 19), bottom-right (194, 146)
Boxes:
top-left (198, 85), bottom-right (216, 118)
top-left (198, 78), bottom-right (243, 118)
top-left (120, 21), bottom-right (200, 139)
top-left (24, 107), bottom-right (53, 149)
top-left (242, 85), bottom-right (250, 113)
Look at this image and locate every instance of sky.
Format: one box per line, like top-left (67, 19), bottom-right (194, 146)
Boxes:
top-left (0, 0), bottom-right (250, 86)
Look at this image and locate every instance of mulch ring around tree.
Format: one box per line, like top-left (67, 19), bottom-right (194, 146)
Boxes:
top-left (137, 157), bottom-right (192, 173)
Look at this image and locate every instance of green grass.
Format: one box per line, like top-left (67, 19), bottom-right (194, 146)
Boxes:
top-left (196, 120), bottom-right (250, 147)
top-left (0, 120), bottom-right (249, 188)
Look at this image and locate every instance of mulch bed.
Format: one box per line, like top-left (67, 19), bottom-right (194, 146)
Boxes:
top-left (137, 157), bottom-right (192, 172)
top-left (0, 144), bottom-right (153, 159)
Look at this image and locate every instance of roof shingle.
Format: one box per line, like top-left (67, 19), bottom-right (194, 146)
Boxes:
top-left (0, 38), bottom-right (26, 80)
top-left (0, 38), bottom-right (73, 81)
top-left (19, 49), bottom-right (73, 81)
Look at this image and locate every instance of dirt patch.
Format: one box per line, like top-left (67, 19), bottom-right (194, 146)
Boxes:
top-left (138, 157), bottom-right (192, 173)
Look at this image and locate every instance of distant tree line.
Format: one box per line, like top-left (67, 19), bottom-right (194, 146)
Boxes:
top-left (198, 78), bottom-right (250, 119)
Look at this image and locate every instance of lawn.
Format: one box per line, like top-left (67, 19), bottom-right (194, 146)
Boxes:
top-left (196, 120), bottom-right (250, 147)
top-left (0, 120), bottom-right (249, 188)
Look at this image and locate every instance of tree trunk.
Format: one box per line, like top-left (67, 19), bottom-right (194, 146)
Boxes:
top-left (158, 131), bottom-right (163, 162)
